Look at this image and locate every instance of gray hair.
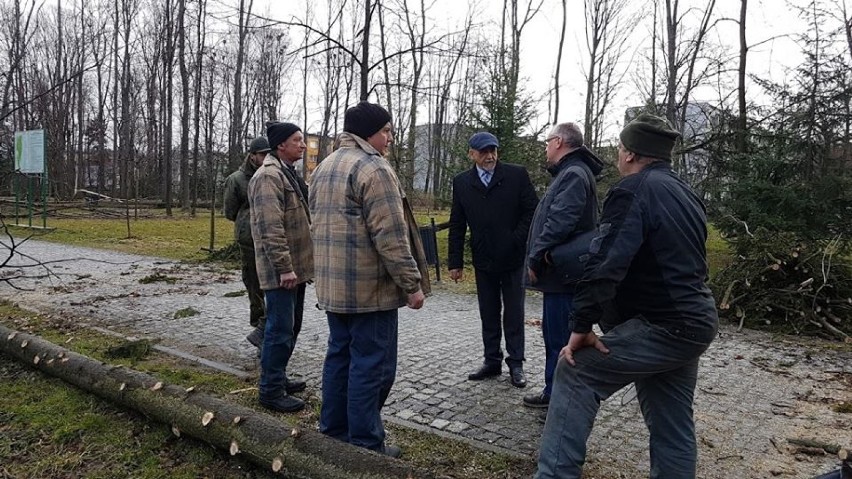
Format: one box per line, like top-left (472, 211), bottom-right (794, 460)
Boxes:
top-left (550, 122), bottom-right (584, 148)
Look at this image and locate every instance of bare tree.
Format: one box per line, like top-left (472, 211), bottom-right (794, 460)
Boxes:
top-left (227, 0), bottom-right (254, 173)
top-left (660, 0), bottom-right (718, 174)
top-left (502, 0), bottom-right (543, 110)
top-left (582, 0), bottom-right (632, 149)
top-left (190, 0), bottom-right (208, 215)
top-left (177, 0), bottom-right (191, 209)
top-left (386, 0), bottom-right (429, 190)
top-left (663, 0), bottom-right (717, 128)
top-left (0, 0), bottom-right (40, 124)
top-left (552, 0), bottom-right (567, 124)
top-left (426, 17), bottom-right (473, 198)
top-left (736, 0), bottom-right (748, 152)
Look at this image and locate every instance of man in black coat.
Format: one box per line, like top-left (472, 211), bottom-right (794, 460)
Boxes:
top-left (448, 132), bottom-right (539, 388)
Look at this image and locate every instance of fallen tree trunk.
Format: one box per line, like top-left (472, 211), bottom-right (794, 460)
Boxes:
top-left (0, 324), bottom-right (438, 479)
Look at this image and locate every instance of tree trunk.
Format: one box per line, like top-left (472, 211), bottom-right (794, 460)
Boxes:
top-left (736, 0), bottom-right (748, 153)
top-left (228, 0), bottom-right (251, 173)
top-left (553, 0), bottom-right (567, 124)
top-left (163, 0), bottom-right (175, 215)
top-left (76, 0), bottom-right (86, 197)
top-left (359, 0), bottom-right (372, 101)
top-left (178, 0), bottom-right (191, 210)
top-left (191, 0), bottom-right (207, 215)
top-left (664, 0), bottom-right (677, 128)
top-left (0, 324), bottom-right (436, 479)
top-left (650, 1), bottom-right (657, 111)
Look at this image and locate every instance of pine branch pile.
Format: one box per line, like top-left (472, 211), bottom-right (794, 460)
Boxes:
top-left (712, 230), bottom-right (852, 341)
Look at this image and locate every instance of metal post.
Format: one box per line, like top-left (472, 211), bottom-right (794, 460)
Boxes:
top-left (14, 174), bottom-right (19, 226)
top-left (41, 172), bottom-right (49, 229)
top-left (431, 217), bottom-right (441, 282)
top-left (27, 176), bottom-right (33, 227)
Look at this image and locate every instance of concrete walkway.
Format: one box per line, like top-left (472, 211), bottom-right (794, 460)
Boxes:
top-left (1, 239), bottom-right (850, 478)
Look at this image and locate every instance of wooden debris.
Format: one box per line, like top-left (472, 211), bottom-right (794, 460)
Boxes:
top-left (201, 411), bottom-right (214, 426)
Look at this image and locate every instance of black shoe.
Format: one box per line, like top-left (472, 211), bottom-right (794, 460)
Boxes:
top-left (537, 410), bottom-right (547, 425)
top-left (285, 379), bottom-right (307, 394)
top-left (382, 444), bottom-right (402, 458)
top-left (246, 327), bottom-right (264, 348)
top-left (467, 364), bottom-right (501, 381)
top-left (259, 394), bottom-right (305, 413)
top-left (523, 391), bottom-right (550, 408)
top-left (509, 366), bottom-right (527, 388)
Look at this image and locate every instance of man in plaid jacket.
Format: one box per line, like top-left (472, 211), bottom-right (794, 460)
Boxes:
top-left (309, 101), bottom-right (430, 458)
top-left (248, 122), bottom-right (313, 414)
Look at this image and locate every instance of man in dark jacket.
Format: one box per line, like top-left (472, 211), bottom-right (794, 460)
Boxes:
top-left (223, 137), bottom-right (269, 350)
top-left (448, 132), bottom-right (539, 388)
top-left (523, 122), bottom-right (603, 414)
top-left (535, 113), bottom-right (719, 479)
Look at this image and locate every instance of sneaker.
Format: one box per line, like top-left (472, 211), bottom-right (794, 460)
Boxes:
top-left (382, 444), bottom-right (402, 458)
top-left (523, 391), bottom-right (550, 408)
top-left (259, 394), bottom-right (305, 413)
top-left (246, 327), bottom-right (264, 348)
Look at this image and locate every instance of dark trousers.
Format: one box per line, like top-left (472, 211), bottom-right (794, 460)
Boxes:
top-left (319, 309), bottom-right (398, 452)
top-left (474, 266), bottom-right (525, 368)
top-left (259, 288), bottom-right (295, 398)
top-left (293, 282), bottom-right (305, 343)
top-left (542, 292), bottom-right (574, 396)
top-left (238, 243), bottom-right (265, 328)
top-left (535, 317), bottom-right (712, 479)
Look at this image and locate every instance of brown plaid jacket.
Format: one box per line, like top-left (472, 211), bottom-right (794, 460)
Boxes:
top-left (309, 132), bottom-right (430, 313)
top-left (248, 154), bottom-right (314, 291)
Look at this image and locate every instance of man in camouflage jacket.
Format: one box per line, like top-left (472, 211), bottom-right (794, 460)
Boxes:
top-left (223, 137), bottom-right (269, 348)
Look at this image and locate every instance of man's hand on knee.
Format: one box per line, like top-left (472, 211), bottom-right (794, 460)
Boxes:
top-left (560, 331), bottom-right (610, 366)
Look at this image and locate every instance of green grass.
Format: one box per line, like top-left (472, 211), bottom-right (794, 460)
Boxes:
top-left (0, 358), bottom-right (266, 479)
top-left (0, 301), bottom-right (534, 478)
top-left (10, 207), bottom-right (732, 282)
top-left (416, 210), bottom-right (733, 289)
top-left (706, 224), bottom-right (732, 277)
top-left (9, 209), bottom-right (234, 261)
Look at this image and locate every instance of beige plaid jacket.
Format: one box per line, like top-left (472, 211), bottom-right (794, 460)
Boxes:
top-left (248, 154), bottom-right (314, 291)
top-left (309, 132), bottom-right (430, 313)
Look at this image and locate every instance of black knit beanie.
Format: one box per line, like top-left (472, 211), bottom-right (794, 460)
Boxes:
top-left (619, 113), bottom-right (681, 161)
top-left (343, 101), bottom-right (392, 140)
top-left (267, 122), bottom-right (301, 150)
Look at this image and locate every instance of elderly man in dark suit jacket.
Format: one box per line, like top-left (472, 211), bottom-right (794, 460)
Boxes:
top-left (448, 132), bottom-right (539, 388)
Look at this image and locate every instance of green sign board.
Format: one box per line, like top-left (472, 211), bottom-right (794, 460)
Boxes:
top-left (14, 129), bottom-right (45, 174)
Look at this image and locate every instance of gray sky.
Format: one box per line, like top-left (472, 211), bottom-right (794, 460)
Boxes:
top-left (275, 0), bottom-right (820, 140)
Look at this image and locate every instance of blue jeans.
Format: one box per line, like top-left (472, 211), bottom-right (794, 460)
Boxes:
top-left (542, 292), bottom-right (574, 396)
top-left (536, 317), bottom-right (713, 479)
top-left (259, 288), bottom-right (295, 398)
top-left (319, 309), bottom-right (398, 452)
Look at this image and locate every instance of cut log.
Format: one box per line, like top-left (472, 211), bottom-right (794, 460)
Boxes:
top-left (0, 324), bottom-right (438, 479)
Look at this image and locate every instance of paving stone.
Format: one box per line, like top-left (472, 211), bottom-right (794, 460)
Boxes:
top-left (396, 409), bottom-right (417, 420)
top-left (429, 419), bottom-right (450, 430)
top-left (3, 239), bottom-right (850, 479)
